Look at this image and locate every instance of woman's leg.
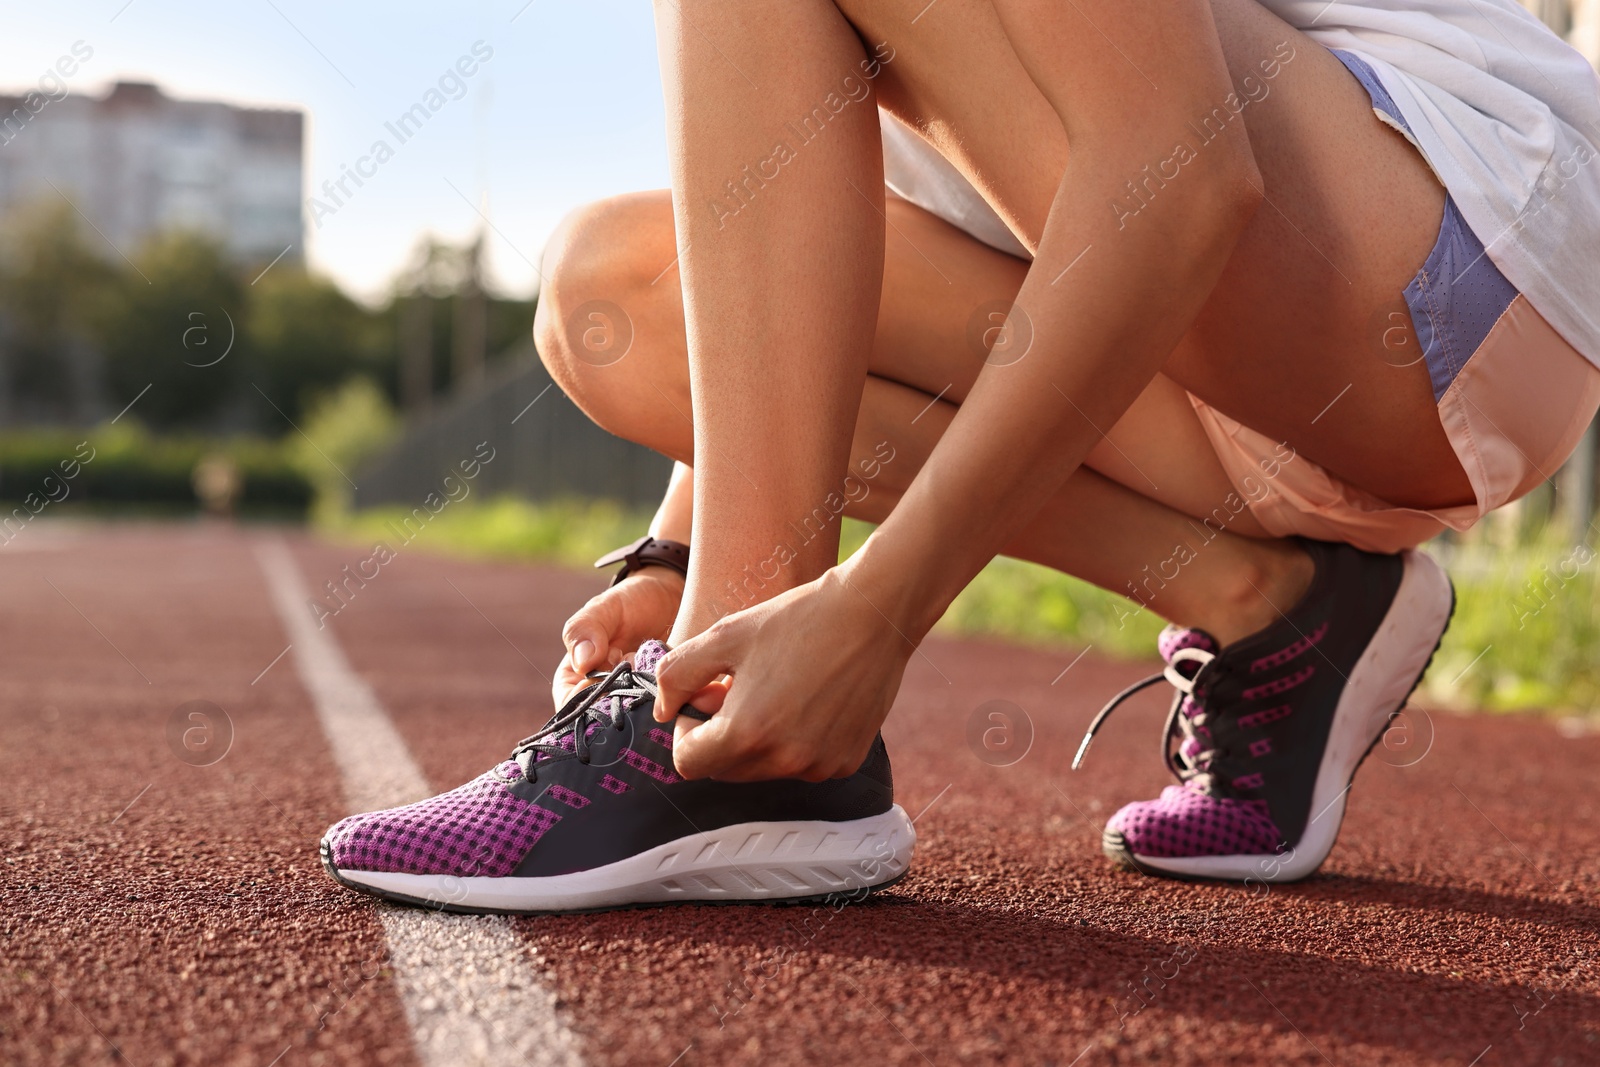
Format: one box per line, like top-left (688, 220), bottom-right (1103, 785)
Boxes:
top-left (538, 191), bottom-right (1309, 646)
top-left (627, 0), bottom-right (1465, 662)
top-left (834, 0), bottom-right (1467, 510)
top-left (651, 0), bottom-right (887, 643)
top-left (592, 0), bottom-right (1463, 867)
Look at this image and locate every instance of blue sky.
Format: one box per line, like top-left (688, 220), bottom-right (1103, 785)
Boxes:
top-left (2, 0), bottom-right (670, 302)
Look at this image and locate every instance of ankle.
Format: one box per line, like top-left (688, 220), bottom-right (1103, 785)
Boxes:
top-left (1197, 540), bottom-right (1315, 647)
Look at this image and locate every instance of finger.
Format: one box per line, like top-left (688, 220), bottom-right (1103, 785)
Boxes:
top-left (653, 673), bottom-right (729, 723)
top-left (670, 709), bottom-right (752, 781)
top-left (551, 650), bottom-right (589, 707)
top-left (669, 710), bottom-right (710, 767)
top-left (689, 675), bottom-right (730, 713)
top-left (654, 621), bottom-right (741, 718)
top-left (562, 598), bottom-right (620, 676)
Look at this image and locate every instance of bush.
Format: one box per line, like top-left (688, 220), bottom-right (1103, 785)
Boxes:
top-left (0, 422), bottom-right (310, 514)
top-left (1423, 531), bottom-right (1600, 712)
top-left (288, 377), bottom-right (401, 522)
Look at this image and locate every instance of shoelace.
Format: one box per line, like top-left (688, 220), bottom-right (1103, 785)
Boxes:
top-left (511, 661), bottom-right (660, 779)
top-left (509, 659), bottom-right (711, 780)
top-left (1071, 646), bottom-right (1225, 787)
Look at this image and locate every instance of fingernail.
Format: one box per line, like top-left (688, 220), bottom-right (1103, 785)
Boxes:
top-left (573, 640), bottom-right (596, 668)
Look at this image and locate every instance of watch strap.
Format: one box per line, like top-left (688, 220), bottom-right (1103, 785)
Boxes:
top-left (593, 536), bottom-right (690, 586)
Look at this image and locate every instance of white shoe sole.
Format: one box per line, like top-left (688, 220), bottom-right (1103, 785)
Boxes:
top-left (324, 805), bottom-right (916, 914)
top-left (1117, 548), bottom-right (1454, 883)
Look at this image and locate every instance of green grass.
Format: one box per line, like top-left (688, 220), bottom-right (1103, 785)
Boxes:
top-left (327, 495), bottom-right (657, 570)
top-left (935, 553), bottom-right (1166, 656)
top-left (1422, 532), bottom-right (1600, 712)
top-left (323, 496), bottom-right (1599, 714)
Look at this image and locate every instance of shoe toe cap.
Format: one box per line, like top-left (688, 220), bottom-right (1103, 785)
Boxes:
top-left (1106, 785), bottom-right (1283, 859)
top-left (321, 771), bottom-right (563, 877)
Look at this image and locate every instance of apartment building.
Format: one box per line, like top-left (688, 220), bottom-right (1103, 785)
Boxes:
top-left (0, 79), bottom-right (302, 265)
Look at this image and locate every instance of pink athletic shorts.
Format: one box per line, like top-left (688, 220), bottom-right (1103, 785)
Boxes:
top-left (1189, 51), bottom-right (1600, 555)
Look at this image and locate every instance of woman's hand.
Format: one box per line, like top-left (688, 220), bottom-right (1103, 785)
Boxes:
top-left (553, 567), bottom-right (685, 707)
top-left (653, 564), bottom-right (911, 782)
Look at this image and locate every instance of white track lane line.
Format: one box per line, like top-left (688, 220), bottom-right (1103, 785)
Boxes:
top-left (255, 539), bottom-right (583, 1067)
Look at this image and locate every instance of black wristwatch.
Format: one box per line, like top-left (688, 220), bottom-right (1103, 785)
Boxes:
top-left (593, 536), bottom-right (690, 587)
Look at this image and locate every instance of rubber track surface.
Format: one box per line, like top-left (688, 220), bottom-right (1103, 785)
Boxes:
top-left (5, 525), bottom-right (1598, 1065)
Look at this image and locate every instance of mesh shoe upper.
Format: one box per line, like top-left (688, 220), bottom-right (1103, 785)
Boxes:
top-left (1107, 785), bottom-right (1282, 858)
top-left (324, 766), bottom-right (563, 877)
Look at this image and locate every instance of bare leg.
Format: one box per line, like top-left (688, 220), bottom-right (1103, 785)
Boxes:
top-left (584, 0), bottom-right (1467, 660)
top-left (538, 192), bottom-right (1309, 645)
top-left (833, 0), bottom-right (1466, 509)
top-left (653, 1), bottom-right (886, 642)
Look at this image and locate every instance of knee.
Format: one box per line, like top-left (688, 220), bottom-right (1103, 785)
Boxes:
top-left (533, 191), bottom-right (677, 429)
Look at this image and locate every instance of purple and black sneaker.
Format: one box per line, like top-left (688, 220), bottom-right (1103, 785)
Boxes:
top-left (1073, 539), bottom-right (1453, 883)
top-left (320, 640), bottom-right (914, 913)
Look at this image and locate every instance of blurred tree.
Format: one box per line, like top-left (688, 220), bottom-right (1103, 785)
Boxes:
top-left (288, 375), bottom-right (400, 521)
top-left (453, 231), bottom-right (487, 390)
top-left (241, 268), bottom-right (390, 431)
top-left (396, 237), bottom-right (455, 417)
top-left (98, 231), bottom-right (244, 429)
top-left (393, 235), bottom-right (537, 415)
top-left (485, 293), bottom-right (537, 364)
top-left (0, 200), bottom-right (117, 422)
top-left (0, 208), bottom-right (526, 433)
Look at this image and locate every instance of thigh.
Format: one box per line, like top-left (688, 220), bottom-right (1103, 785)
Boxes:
top-left (589, 188), bottom-right (1268, 532)
top-left (874, 197), bottom-right (1270, 534)
top-left (836, 0), bottom-right (1470, 510)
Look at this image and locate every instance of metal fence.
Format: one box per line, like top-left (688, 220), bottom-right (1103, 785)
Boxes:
top-left (352, 346), bottom-right (672, 510)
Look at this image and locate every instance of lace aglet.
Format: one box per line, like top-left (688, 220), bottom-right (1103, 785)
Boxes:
top-left (1071, 732), bottom-right (1094, 770)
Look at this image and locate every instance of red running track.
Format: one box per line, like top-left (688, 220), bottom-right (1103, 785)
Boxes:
top-left (3, 524), bottom-right (1597, 1066)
